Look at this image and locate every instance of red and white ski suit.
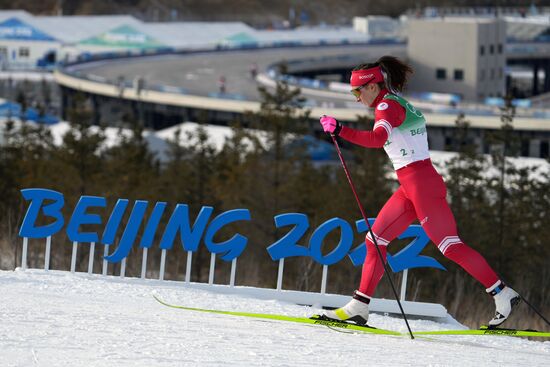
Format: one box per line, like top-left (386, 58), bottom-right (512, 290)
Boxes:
top-left (339, 89), bottom-right (500, 296)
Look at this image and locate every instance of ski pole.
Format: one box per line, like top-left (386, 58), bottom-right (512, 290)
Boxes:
top-left (330, 133), bottom-right (415, 340)
top-left (519, 294), bottom-right (550, 327)
top-left (499, 277), bottom-right (550, 328)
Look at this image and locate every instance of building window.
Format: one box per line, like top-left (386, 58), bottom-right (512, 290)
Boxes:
top-left (490, 45), bottom-right (494, 54)
top-left (18, 47), bottom-right (29, 58)
top-left (499, 67), bottom-right (503, 79)
top-left (480, 69), bottom-right (485, 81)
top-left (480, 45), bottom-right (485, 55)
top-left (436, 68), bottom-right (446, 80)
top-left (490, 68), bottom-right (494, 80)
top-left (454, 69), bottom-right (464, 81)
top-left (498, 44), bottom-right (503, 54)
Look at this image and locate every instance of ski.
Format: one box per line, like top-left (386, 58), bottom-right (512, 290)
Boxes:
top-left (415, 326), bottom-right (550, 338)
top-left (152, 295), bottom-right (401, 336)
top-left (153, 295), bottom-right (550, 339)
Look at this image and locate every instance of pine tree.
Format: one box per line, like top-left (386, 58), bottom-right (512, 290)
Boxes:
top-left (234, 65), bottom-right (315, 288)
top-left (41, 77), bottom-right (52, 112)
top-left (15, 89), bottom-right (27, 120)
top-left (248, 63), bottom-right (311, 234)
top-left (443, 113), bottom-right (490, 246)
top-left (485, 94), bottom-right (520, 270)
top-left (96, 111), bottom-right (159, 277)
top-left (55, 92), bottom-right (106, 196)
top-left (0, 115), bottom-right (56, 269)
top-left (103, 111), bottom-right (158, 200)
top-left (158, 117), bottom-right (219, 282)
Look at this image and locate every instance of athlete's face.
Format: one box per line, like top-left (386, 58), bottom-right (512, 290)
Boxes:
top-left (354, 83), bottom-right (380, 107)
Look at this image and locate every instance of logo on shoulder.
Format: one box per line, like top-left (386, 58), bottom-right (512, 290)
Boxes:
top-left (377, 102), bottom-right (389, 111)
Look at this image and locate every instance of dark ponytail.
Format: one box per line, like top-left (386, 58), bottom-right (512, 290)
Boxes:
top-left (354, 55), bottom-right (413, 94)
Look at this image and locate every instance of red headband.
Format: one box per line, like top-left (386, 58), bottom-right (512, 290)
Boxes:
top-left (350, 66), bottom-right (384, 87)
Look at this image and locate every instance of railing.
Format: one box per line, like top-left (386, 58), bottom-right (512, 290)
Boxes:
top-left (18, 234), bottom-right (448, 319)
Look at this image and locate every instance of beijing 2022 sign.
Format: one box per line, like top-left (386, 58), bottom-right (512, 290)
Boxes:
top-left (18, 188), bottom-right (446, 272)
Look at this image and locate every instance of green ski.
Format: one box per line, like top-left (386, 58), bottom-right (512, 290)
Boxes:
top-left (153, 295), bottom-right (550, 339)
top-left (416, 326), bottom-right (550, 338)
top-left (153, 295), bottom-right (401, 336)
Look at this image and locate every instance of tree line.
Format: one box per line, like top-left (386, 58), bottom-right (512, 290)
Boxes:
top-left (0, 81), bottom-right (548, 330)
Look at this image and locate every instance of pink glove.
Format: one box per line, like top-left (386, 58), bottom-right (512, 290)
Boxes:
top-left (319, 115), bottom-right (342, 135)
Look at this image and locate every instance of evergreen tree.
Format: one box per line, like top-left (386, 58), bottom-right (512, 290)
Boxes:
top-left (0, 119), bottom-right (25, 268)
top-left (56, 92), bottom-right (106, 196)
top-left (103, 112), bottom-right (158, 200)
top-left (485, 95), bottom-right (520, 270)
top-left (41, 77), bottom-right (52, 112)
top-left (0, 117), bottom-right (56, 269)
top-left (248, 64), bottom-right (311, 233)
top-left (158, 119), bottom-right (219, 282)
top-left (15, 89), bottom-right (27, 120)
top-left (234, 66), bottom-right (314, 288)
top-left (97, 111), bottom-right (160, 276)
top-left (443, 114), bottom-right (491, 249)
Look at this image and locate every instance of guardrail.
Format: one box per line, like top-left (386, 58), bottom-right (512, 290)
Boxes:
top-left (18, 235), bottom-right (448, 319)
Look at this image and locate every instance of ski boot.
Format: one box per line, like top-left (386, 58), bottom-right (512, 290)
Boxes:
top-left (321, 290), bottom-right (371, 325)
top-left (487, 282), bottom-right (521, 327)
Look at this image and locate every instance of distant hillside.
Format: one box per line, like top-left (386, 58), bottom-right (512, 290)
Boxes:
top-left (0, 0), bottom-right (548, 27)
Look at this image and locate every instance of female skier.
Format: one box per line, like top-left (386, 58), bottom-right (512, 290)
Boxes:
top-left (319, 56), bottom-right (520, 327)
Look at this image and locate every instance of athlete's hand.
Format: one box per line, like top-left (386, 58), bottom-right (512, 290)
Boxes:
top-left (319, 115), bottom-right (342, 136)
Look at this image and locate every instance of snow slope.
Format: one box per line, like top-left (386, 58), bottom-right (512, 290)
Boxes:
top-left (1, 269), bottom-right (549, 367)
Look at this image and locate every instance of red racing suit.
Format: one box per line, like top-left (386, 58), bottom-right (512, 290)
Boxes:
top-left (339, 89), bottom-right (500, 296)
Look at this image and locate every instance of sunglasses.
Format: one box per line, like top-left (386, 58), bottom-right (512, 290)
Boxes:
top-left (351, 83), bottom-right (369, 98)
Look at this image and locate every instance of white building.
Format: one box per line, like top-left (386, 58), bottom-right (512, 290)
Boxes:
top-left (406, 17), bottom-right (507, 102)
top-left (0, 9), bottom-right (376, 71)
top-left (0, 11), bottom-right (60, 70)
top-left (0, 11), bottom-right (144, 69)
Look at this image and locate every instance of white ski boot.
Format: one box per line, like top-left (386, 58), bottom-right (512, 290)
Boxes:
top-left (321, 290), bottom-right (371, 325)
top-left (487, 282), bottom-right (521, 327)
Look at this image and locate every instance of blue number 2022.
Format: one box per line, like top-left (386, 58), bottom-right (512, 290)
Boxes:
top-left (266, 213), bottom-right (446, 272)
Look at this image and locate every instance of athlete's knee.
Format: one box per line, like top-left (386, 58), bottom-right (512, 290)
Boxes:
top-left (436, 236), bottom-right (464, 256)
top-left (365, 231), bottom-right (390, 247)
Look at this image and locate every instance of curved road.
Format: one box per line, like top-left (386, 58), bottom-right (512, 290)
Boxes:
top-left (58, 43), bottom-right (550, 132)
top-left (67, 44), bottom-right (405, 107)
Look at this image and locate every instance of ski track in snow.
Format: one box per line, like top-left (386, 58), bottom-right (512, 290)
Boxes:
top-left (0, 269), bottom-right (548, 367)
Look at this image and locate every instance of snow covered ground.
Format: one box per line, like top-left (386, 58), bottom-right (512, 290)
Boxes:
top-left (1, 269), bottom-right (548, 367)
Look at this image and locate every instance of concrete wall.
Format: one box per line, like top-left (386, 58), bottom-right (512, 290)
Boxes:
top-left (477, 20), bottom-right (507, 99)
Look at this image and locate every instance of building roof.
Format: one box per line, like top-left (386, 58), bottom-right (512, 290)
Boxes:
top-left (0, 10), bottom-right (547, 49)
top-left (253, 26), bottom-right (369, 44)
top-left (139, 22), bottom-right (255, 47)
top-left (32, 15), bottom-right (142, 44)
top-left (0, 10), bottom-right (34, 23)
